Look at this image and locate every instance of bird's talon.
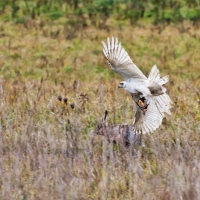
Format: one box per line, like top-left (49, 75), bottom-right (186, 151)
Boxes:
top-left (137, 97), bottom-right (149, 113)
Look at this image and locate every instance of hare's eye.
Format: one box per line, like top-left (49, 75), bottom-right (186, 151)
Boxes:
top-left (98, 125), bottom-right (102, 129)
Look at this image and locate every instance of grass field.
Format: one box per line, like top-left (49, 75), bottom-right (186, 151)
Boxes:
top-left (0, 17), bottom-right (200, 199)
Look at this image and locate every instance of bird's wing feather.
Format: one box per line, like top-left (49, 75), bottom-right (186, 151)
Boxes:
top-left (132, 94), bottom-right (163, 134)
top-left (147, 65), bottom-right (173, 116)
top-left (102, 37), bottom-right (147, 81)
top-left (154, 94), bottom-right (173, 116)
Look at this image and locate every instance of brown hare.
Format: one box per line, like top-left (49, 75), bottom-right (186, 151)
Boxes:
top-left (94, 110), bottom-right (142, 147)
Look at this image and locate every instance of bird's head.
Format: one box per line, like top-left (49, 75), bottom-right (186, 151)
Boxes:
top-left (118, 81), bottom-right (126, 88)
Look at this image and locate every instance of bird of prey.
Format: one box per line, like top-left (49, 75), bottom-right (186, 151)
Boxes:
top-left (102, 37), bottom-right (172, 134)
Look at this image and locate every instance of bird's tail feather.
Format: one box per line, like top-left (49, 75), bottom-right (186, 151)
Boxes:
top-left (148, 65), bottom-right (173, 116)
top-left (148, 65), bottom-right (169, 86)
top-left (158, 75), bottom-right (169, 85)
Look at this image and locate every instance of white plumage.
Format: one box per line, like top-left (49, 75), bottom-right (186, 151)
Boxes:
top-left (102, 37), bottom-right (172, 134)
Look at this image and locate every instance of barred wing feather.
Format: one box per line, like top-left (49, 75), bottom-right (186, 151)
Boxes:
top-left (132, 94), bottom-right (163, 134)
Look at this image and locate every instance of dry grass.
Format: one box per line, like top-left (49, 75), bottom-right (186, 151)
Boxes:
top-left (0, 18), bottom-right (199, 199)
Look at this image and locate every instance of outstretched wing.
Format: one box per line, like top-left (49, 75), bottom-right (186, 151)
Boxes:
top-left (102, 37), bottom-right (147, 81)
top-left (132, 94), bottom-right (163, 134)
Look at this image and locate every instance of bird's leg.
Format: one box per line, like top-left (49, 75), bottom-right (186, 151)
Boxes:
top-left (132, 93), bottom-right (149, 113)
top-left (133, 99), bottom-right (144, 111)
top-left (137, 97), bottom-right (149, 114)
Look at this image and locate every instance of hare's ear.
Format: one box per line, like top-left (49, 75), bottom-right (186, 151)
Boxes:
top-left (102, 110), bottom-right (108, 126)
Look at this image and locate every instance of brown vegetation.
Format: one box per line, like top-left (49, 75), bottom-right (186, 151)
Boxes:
top-left (0, 18), bottom-right (199, 199)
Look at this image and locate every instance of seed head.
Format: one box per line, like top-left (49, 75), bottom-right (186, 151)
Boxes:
top-left (63, 98), bottom-right (68, 104)
top-left (70, 103), bottom-right (75, 109)
top-left (57, 95), bottom-right (62, 101)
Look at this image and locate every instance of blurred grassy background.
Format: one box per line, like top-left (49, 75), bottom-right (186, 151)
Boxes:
top-left (1, 0), bottom-right (200, 24)
top-left (0, 1), bottom-right (200, 199)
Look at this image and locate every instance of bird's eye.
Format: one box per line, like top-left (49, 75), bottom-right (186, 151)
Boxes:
top-left (120, 82), bottom-right (124, 85)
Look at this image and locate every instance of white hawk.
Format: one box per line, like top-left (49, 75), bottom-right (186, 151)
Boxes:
top-left (102, 37), bottom-right (172, 134)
